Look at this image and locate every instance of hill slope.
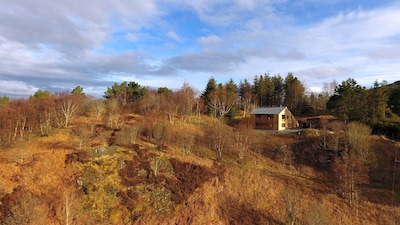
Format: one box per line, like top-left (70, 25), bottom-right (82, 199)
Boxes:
top-left (0, 114), bottom-right (399, 225)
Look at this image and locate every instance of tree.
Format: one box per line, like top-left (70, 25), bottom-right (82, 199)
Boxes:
top-left (333, 121), bottom-right (372, 205)
top-left (208, 119), bottom-right (232, 161)
top-left (318, 81), bottom-right (337, 112)
top-left (175, 82), bottom-right (196, 122)
top-left (55, 94), bottom-right (80, 127)
top-left (252, 74), bottom-right (274, 107)
top-left (239, 79), bottom-right (253, 117)
top-left (271, 75), bottom-right (285, 106)
top-left (284, 189), bottom-right (299, 225)
top-left (73, 124), bottom-right (94, 149)
top-left (63, 187), bottom-right (79, 225)
top-left (32, 89), bottom-right (51, 99)
top-left (309, 92), bottom-right (318, 115)
top-left (104, 81), bottom-right (147, 106)
top-left (284, 73), bottom-right (305, 114)
top-left (234, 126), bottom-right (253, 160)
top-left (104, 98), bottom-right (123, 129)
top-left (388, 84), bottom-right (400, 116)
top-left (33, 95), bottom-right (56, 136)
top-left (367, 80), bottom-right (389, 125)
top-left (157, 87), bottom-right (169, 95)
top-left (0, 95), bottom-right (10, 106)
top-left (71, 86), bottom-right (85, 96)
top-left (326, 78), bottom-right (367, 122)
top-left (214, 83), bottom-right (237, 117)
top-left (201, 77), bottom-right (217, 116)
top-left (93, 99), bottom-right (106, 117)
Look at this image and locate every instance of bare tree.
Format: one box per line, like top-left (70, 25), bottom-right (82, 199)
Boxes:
top-left (115, 123), bottom-right (142, 146)
top-left (55, 94), bottom-right (79, 127)
top-left (234, 126), bottom-right (253, 160)
top-left (215, 85), bottom-right (237, 117)
top-left (333, 121), bottom-right (372, 206)
top-left (73, 124), bottom-right (93, 149)
top-left (93, 99), bottom-right (106, 117)
top-left (239, 79), bottom-right (253, 117)
top-left (284, 189), bottom-right (298, 225)
top-left (104, 98), bottom-right (123, 129)
top-left (179, 131), bottom-right (195, 154)
top-left (208, 119), bottom-right (232, 161)
top-left (39, 111), bottom-right (52, 136)
top-left (175, 82), bottom-right (196, 123)
top-left (64, 188), bottom-right (78, 225)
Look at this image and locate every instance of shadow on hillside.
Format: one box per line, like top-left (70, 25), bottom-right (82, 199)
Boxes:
top-left (219, 196), bottom-right (284, 225)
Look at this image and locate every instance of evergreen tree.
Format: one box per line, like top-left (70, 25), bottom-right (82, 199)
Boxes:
top-left (284, 73), bottom-right (305, 114)
top-left (367, 81), bottom-right (389, 125)
top-left (388, 83), bottom-right (400, 116)
top-left (201, 77), bottom-right (217, 116)
top-left (104, 81), bottom-right (147, 106)
top-left (32, 90), bottom-right (52, 99)
top-left (0, 95), bottom-right (10, 106)
top-left (252, 74), bottom-right (274, 107)
top-left (71, 86), bottom-right (85, 96)
top-left (326, 78), bottom-right (367, 122)
top-left (271, 75), bottom-right (285, 106)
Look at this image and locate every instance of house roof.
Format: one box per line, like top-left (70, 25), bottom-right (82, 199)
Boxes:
top-left (250, 107), bottom-right (287, 115)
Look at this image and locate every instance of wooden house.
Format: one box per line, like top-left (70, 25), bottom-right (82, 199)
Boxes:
top-left (250, 107), bottom-right (299, 130)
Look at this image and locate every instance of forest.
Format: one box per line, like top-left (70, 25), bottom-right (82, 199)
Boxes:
top-left (0, 74), bottom-right (400, 224)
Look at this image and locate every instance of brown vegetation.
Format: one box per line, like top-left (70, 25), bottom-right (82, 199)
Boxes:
top-left (0, 93), bottom-right (400, 224)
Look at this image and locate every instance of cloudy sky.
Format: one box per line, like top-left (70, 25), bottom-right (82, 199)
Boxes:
top-left (1, 0), bottom-right (399, 98)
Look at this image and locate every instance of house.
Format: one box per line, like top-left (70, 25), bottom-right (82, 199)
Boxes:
top-left (250, 107), bottom-right (299, 130)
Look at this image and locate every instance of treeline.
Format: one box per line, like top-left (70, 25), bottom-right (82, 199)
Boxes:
top-left (201, 73), bottom-right (308, 117)
top-left (102, 72), bottom-right (319, 118)
top-left (1, 75), bottom-right (400, 147)
top-left (326, 78), bottom-right (400, 139)
top-left (0, 88), bottom-right (87, 146)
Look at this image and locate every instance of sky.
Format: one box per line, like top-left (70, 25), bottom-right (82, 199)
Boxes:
top-left (1, 0), bottom-right (400, 98)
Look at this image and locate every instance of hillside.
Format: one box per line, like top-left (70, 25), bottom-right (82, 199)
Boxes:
top-left (0, 111), bottom-right (400, 225)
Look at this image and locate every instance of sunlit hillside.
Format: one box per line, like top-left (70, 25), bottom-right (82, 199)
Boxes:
top-left (0, 109), bottom-right (399, 224)
top-left (0, 78), bottom-right (400, 224)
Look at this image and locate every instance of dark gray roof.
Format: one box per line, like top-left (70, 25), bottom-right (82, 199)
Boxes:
top-left (250, 107), bottom-right (287, 115)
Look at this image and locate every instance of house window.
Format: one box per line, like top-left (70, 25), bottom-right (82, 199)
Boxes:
top-left (282, 123), bottom-right (285, 128)
top-left (282, 115), bottom-right (285, 119)
top-left (256, 114), bottom-right (273, 119)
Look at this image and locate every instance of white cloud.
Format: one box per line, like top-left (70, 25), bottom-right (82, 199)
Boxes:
top-left (298, 5), bottom-right (400, 56)
top-left (164, 0), bottom-right (282, 27)
top-left (125, 33), bottom-right (139, 42)
top-left (0, 80), bottom-right (38, 97)
top-left (197, 35), bottom-right (223, 46)
top-left (1, 0), bottom-right (400, 98)
top-left (167, 31), bottom-right (182, 42)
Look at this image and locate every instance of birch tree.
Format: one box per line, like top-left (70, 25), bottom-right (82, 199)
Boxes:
top-left (209, 119), bottom-right (232, 161)
top-left (234, 126), bottom-right (253, 160)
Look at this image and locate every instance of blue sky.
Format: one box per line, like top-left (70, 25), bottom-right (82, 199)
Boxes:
top-left (0, 0), bottom-right (399, 98)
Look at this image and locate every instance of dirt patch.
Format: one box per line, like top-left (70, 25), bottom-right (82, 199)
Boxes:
top-left (164, 159), bottom-right (223, 204)
top-left (117, 147), bottom-right (225, 223)
top-left (65, 151), bottom-right (90, 164)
